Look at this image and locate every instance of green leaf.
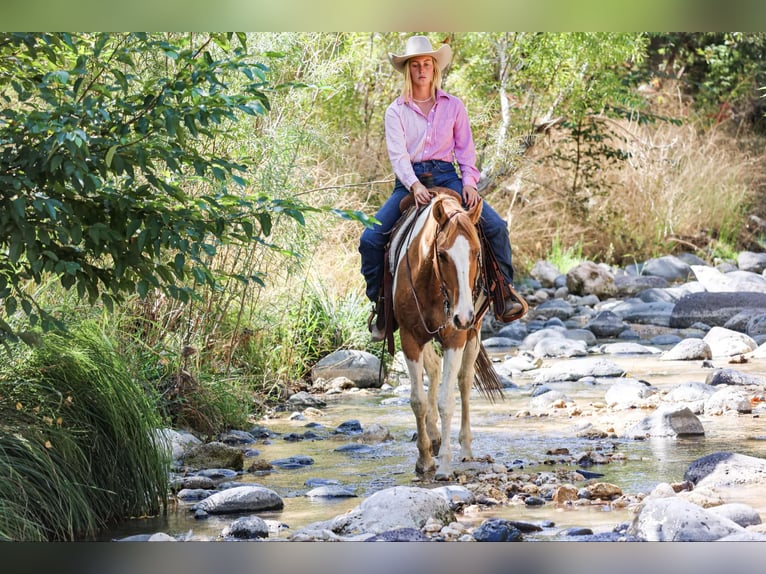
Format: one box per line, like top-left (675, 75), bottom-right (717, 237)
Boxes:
top-left (105, 145), bottom-right (118, 168)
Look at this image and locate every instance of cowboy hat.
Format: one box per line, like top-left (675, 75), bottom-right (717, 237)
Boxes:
top-left (388, 35), bottom-right (452, 73)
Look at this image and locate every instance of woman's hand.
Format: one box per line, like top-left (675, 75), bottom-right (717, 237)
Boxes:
top-left (411, 181), bottom-right (432, 207)
top-left (462, 185), bottom-right (480, 208)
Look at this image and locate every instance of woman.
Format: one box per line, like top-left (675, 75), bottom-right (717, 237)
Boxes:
top-left (359, 35), bottom-right (522, 341)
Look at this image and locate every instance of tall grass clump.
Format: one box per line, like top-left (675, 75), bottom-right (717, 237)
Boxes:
top-left (0, 322), bottom-right (169, 540)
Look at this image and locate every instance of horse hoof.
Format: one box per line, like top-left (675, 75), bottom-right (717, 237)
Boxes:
top-left (415, 460), bottom-right (436, 476)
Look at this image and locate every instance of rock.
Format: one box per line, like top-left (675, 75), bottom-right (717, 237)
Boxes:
top-left (158, 428), bottom-right (202, 462)
top-left (217, 429), bottom-right (257, 445)
top-left (704, 387), bottom-right (752, 415)
top-left (628, 497), bottom-right (744, 541)
top-left (670, 292), bottom-right (766, 328)
top-left (642, 255), bottom-right (692, 283)
top-left (271, 455), bottom-right (315, 469)
top-left (532, 337), bottom-right (587, 359)
top-left (738, 251), bottom-right (766, 273)
top-left (605, 379), bottom-right (656, 409)
top-left (360, 423), bottom-right (393, 443)
top-left (747, 313), bottom-right (766, 338)
top-left (663, 382), bottom-right (717, 413)
top-left (551, 484), bottom-right (578, 504)
top-left (472, 518), bottom-right (523, 542)
top-left (306, 485), bottom-right (357, 498)
top-left (702, 326), bottom-right (757, 357)
top-left (684, 452), bottom-right (766, 488)
top-left (530, 390), bottom-right (570, 411)
top-left (364, 528), bottom-right (430, 542)
top-left (660, 338), bottom-right (712, 361)
top-left (585, 482), bottom-right (622, 499)
top-left (614, 275), bottom-right (670, 297)
top-left (611, 300), bottom-right (675, 326)
top-left (292, 486), bottom-right (454, 539)
top-left (221, 515), bottom-right (269, 540)
top-left (623, 405), bottom-right (704, 438)
top-left (691, 265), bottom-right (766, 293)
top-left (288, 391), bottom-right (327, 409)
top-left (193, 486), bottom-right (284, 514)
top-left (566, 261), bottom-right (616, 298)
top-left (585, 310), bottom-right (628, 338)
top-left (599, 342), bottom-right (659, 355)
top-left (532, 299), bottom-right (576, 320)
top-left (530, 260), bottom-right (561, 288)
top-left (533, 357), bottom-right (625, 384)
top-left (705, 367), bottom-right (766, 386)
top-left (311, 349), bottom-right (382, 389)
top-left (707, 503), bottom-right (762, 528)
top-left (181, 441), bottom-right (244, 471)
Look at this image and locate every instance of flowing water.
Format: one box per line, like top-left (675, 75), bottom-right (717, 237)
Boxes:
top-left (101, 351), bottom-right (766, 541)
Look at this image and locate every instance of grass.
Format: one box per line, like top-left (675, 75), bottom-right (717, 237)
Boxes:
top-left (0, 322), bottom-right (169, 540)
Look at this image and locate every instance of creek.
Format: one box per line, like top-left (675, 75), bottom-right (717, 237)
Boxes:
top-left (100, 349), bottom-right (766, 541)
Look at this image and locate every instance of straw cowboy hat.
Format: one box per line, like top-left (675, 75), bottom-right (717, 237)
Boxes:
top-left (389, 35), bottom-right (452, 73)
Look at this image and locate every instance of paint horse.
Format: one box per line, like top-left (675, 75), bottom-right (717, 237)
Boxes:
top-left (389, 187), bottom-right (502, 479)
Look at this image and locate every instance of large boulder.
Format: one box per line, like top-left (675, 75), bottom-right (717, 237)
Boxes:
top-left (670, 292), bottom-right (766, 328)
top-left (291, 486), bottom-right (454, 539)
top-left (623, 405), bottom-right (704, 438)
top-left (311, 349), bottom-right (382, 389)
top-left (181, 441), bottom-right (244, 471)
top-left (627, 497), bottom-right (744, 541)
top-left (684, 452), bottom-right (766, 488)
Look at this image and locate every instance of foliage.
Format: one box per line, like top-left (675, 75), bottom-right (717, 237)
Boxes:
top-left (0, 32), bottom-right (374, 346)
top-left (0, 321), bottom-right (168, 540)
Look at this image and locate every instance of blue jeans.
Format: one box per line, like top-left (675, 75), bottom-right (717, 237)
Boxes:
top-left (358, 160), bottom-right (515, 302)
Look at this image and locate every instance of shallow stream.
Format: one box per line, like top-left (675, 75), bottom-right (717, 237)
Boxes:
top-left (101, 351), bottom-right (766, 541)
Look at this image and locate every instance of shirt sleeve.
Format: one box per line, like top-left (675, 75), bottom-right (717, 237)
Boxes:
top-left (384, 103), bottom-right (418, 190)
top-left (452, 98), bottom-right (481, 188)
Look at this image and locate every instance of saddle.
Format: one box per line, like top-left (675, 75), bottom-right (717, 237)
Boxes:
top-left (372, 182), bottom-right (527, 354)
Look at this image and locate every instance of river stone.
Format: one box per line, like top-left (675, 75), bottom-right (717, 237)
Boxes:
top-left (663, 382), bottom-right (717, 413)
top-left (684, 452), bottom-right (766, 488)
top-left (532, 299), bottom-right (576, 320)
top-left (182, 441), bottom-right (244, 471)
top-left (691, 265), bottom-right (766, 293)
top-left (299, 486), bottom-right (454, 538)
top-left (364, 528), bottom-right (430, 542)
top-left (623, 405), bottom-right (704, 438)
top-left (193, 485), bottom-right (284, 514)
top-left (705, 367), bottom-right (766, 387)
top-left (306, 485), bottom-right (357, 498)
top-left (659, 338), bottom-right (712, 361)
top-left (529, 390), bottom-right (570, 411)
top-left (532, 337), bottom-right (587, 359)
top-left (670, 291), bottom-right (766, 328)
top-left (703, 387), bottom-right (752, 415)
top-left (158, 428), bottom-right (203, 462)
top-left (530, 260), bottom-right (561, 288)
top-left (566, 261), bottom-right (616, 298)
top-left (611, 300), bottom-right (675, 326)
top-left (707, 503), bottom-right (762, 528)
top-left (472, 518), bottom-right (524, 542)
top-left (585, 310), bottom-right (628, 338)
top-left (738, 251), bottom-right (766, 273)
top-left (311, 349), bottom-right (382, 389)
top-left (627, 497), bottom-right (744, 541)
top-left (604, 379), bottom-right (656, 409)
top-left (533, 357), bottom-right (625, 384)
top-left (221, 515), bottom-right (269, 539)
top-left (614, 274), bottom-right (670, 297)
top-left (519, 326), bottom-right (567, 350)
top-left (746, 313), bottom-right (766, 337)
top-left (642, 255), bottom-right (693, 283)
top-left (702, 326), bottom-right (757, 357)
top-left (599, 342), bottom-right (659, 355)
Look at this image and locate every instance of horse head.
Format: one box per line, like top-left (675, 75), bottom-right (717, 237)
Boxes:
top-left (430, 191), bottom-right (483, 331)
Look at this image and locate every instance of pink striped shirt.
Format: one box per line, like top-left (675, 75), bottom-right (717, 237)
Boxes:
top-left (384, 89), bottom-right (481, 191)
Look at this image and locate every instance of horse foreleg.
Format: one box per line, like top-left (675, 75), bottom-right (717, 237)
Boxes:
top-left (403, 343), bottom-right (434, 476)
top-left (422, 342), bottom-right (442, 457)
top-left (457, 336), bottom-right (480, 462)
top-left (435, 346), bottom-right (463, 479)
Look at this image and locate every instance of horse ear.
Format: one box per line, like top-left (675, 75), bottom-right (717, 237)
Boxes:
top-left (432, 197), bottom-right (449, 226)
top-left (468, 198), bottom-right (483, 225)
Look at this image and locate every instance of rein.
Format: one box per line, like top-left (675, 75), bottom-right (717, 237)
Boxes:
top-left (402, 203), bottom-right (481, 338)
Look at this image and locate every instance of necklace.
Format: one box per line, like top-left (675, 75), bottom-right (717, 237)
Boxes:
top-left (412, 96), bottom-right (433, 103)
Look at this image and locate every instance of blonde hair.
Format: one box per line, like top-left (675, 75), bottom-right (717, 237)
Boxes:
top-left (401, 57), bottom-right (442, 102)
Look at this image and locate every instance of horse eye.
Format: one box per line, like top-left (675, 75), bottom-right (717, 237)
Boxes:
top-left (437, 251), bottom-right (447, 261)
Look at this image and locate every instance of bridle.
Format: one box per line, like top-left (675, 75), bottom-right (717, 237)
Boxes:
top-left (402, 203), bottom-right (484, 339)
